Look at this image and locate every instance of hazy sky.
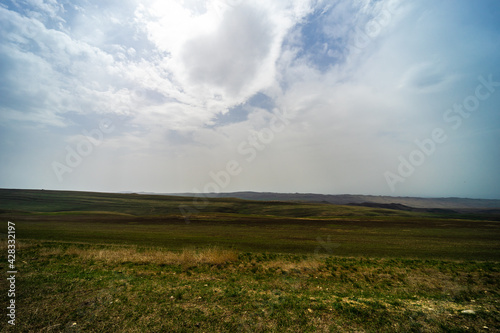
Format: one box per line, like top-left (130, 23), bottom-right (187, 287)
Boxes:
top-left (1, 0), bottom-right (500, 199)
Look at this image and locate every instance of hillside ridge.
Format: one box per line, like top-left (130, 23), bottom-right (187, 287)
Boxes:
top-left (167, 191), bottom-right (500, 209)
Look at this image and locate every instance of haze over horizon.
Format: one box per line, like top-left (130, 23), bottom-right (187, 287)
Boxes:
top-left (1, 0), bottom-right (500, 199)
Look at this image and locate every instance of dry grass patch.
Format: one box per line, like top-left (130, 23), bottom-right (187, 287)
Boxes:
top-left (0, 238), bottom-right (35, 250)
top-left (39, 247), bottom-right (68, 256)
top-left (58, 245), bottom-right (239, 266)
top-left (263, 258), bottom-right (324, 273)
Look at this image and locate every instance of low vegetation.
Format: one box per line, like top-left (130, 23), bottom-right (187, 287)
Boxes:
top-left (1, 240), bottom-right (499, 332)
top-left (0, 189), bottom-right (499, 331)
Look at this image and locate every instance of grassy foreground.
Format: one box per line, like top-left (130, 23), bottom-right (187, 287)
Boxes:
top-left (1, 189), bottom-right (499, 331)
top-left (1, 240), bottom-right (499, 332)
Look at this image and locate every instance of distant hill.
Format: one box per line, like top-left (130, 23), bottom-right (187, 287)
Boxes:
top-left (1, 189), bottom-right (499, 220)
top-left (168, 191), bottom-right (500, 210)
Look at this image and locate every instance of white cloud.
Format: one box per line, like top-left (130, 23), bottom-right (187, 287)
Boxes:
top-left (134, 0), bottom-right (313, 119)
top-left (181, 4), bottom-right (273, 96)
top-left (0, 6), bottom-right (123, 122)
top-left (1, 0), bottom-right (314, 131)
top-left (1, 0), bottom-right (499, 198)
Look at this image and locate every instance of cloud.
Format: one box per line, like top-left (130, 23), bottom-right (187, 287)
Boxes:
top-left (1, 0), bottom-right (499, 198)
top-left (1, 0), bottom-right (314, 130)
top-left (0, 5), bottom-right (121, 125)
top-left (181, 4), bottom-right (273, 97)
top-left (135, 0), bottom-right (314, 119)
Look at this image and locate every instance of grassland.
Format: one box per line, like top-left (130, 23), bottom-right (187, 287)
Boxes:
top-left (0, 188), bottom-right (499, 332)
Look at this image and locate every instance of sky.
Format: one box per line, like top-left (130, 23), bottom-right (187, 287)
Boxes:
top-left (1, 0), bottom-right (500, 199)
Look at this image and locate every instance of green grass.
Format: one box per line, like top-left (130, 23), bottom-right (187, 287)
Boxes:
top-left (0, 188), bottom-right (499, 331)
top-left (6, 210), bottom-right (500, 260)
top-left (2, 189), bottom-right (499, 260)
top-left (1, 241), bottom-right (499, 332)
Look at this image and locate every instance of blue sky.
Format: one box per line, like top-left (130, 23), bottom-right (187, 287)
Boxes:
top-left (1, 0), bottom-right (499, 199)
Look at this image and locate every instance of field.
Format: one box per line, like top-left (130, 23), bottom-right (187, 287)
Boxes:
top-left (1, 189), bottom-right (499, 332)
